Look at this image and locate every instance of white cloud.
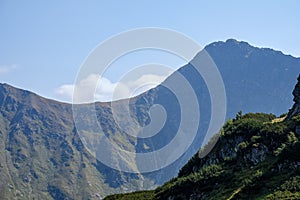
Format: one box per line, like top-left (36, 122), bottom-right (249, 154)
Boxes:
top-left (54, 84), bottom-right (75, 101)
top-left (54, 72), bottom-right (172, 103)
top-left (0, 64), bottom-right (17, 74)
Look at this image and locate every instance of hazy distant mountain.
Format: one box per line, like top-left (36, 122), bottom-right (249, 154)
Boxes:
top-left (0, 39), bottom-right (299, 199)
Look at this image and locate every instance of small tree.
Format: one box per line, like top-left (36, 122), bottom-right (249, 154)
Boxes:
top-left (235, 110), bottom-right (243, 120)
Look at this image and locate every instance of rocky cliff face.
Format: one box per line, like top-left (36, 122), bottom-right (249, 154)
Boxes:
top-left (287, 75), bottom-right (300, 119)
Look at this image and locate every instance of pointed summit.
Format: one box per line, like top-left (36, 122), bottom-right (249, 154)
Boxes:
top-left (225, 38), bottom-right (240, 44)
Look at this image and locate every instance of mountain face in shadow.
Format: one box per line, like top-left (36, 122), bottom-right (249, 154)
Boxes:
top-left (0, 39), bottom-right (299, 199)
top-left (205, 39), bottom-right (300, 116)
top-left (134, 39), bottom-right (300, 184)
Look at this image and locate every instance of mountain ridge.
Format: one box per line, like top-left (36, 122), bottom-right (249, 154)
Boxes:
top-left (2, 38), bottom-right (299, 105)
top-left (209, 39), bottom-right (299, 57)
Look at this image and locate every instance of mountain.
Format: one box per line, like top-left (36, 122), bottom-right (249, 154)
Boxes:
top-left (0, 83), bottom-right (151, 199)
top-left (104, 75), bottom-right (300, 200)
top-left (0, 39), bottom-right (300, 199)
top-left (128, 38), bottom-right (300, 183)
top-left (199, 39), bottom-right (299, 116)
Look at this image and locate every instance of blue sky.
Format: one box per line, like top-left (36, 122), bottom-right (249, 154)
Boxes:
top-left (0, 1), bottom-right (299, 102)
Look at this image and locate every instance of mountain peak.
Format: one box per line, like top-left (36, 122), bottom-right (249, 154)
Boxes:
top-left (204, 39), bottom-right (256, 58)
top-left (206, 38), bottom-right (251, 48)
top-left (225, 38), bottom-right (240, 44)
top-left (225, 38), bottom-right (253, 47)
top-left (205, 39), bottom-right (291, 59)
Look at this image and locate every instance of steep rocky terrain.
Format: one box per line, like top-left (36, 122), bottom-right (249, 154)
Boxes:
top-left (0, 39), bottom-right (300, 199)
top-left (287, 75), bottom-right (300, 119)
top-left (105, 76), bottom-right (300, 200)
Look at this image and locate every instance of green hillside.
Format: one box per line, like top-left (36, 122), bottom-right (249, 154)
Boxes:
top-left (105, 112), bottom-right (300, 200)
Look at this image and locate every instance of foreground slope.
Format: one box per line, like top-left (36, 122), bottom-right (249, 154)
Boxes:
top-left (105, 76), bottom-right (300, 200)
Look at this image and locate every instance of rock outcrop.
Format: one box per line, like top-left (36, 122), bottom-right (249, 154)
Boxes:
top-left (287, 74), bottom-right (300, 119)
